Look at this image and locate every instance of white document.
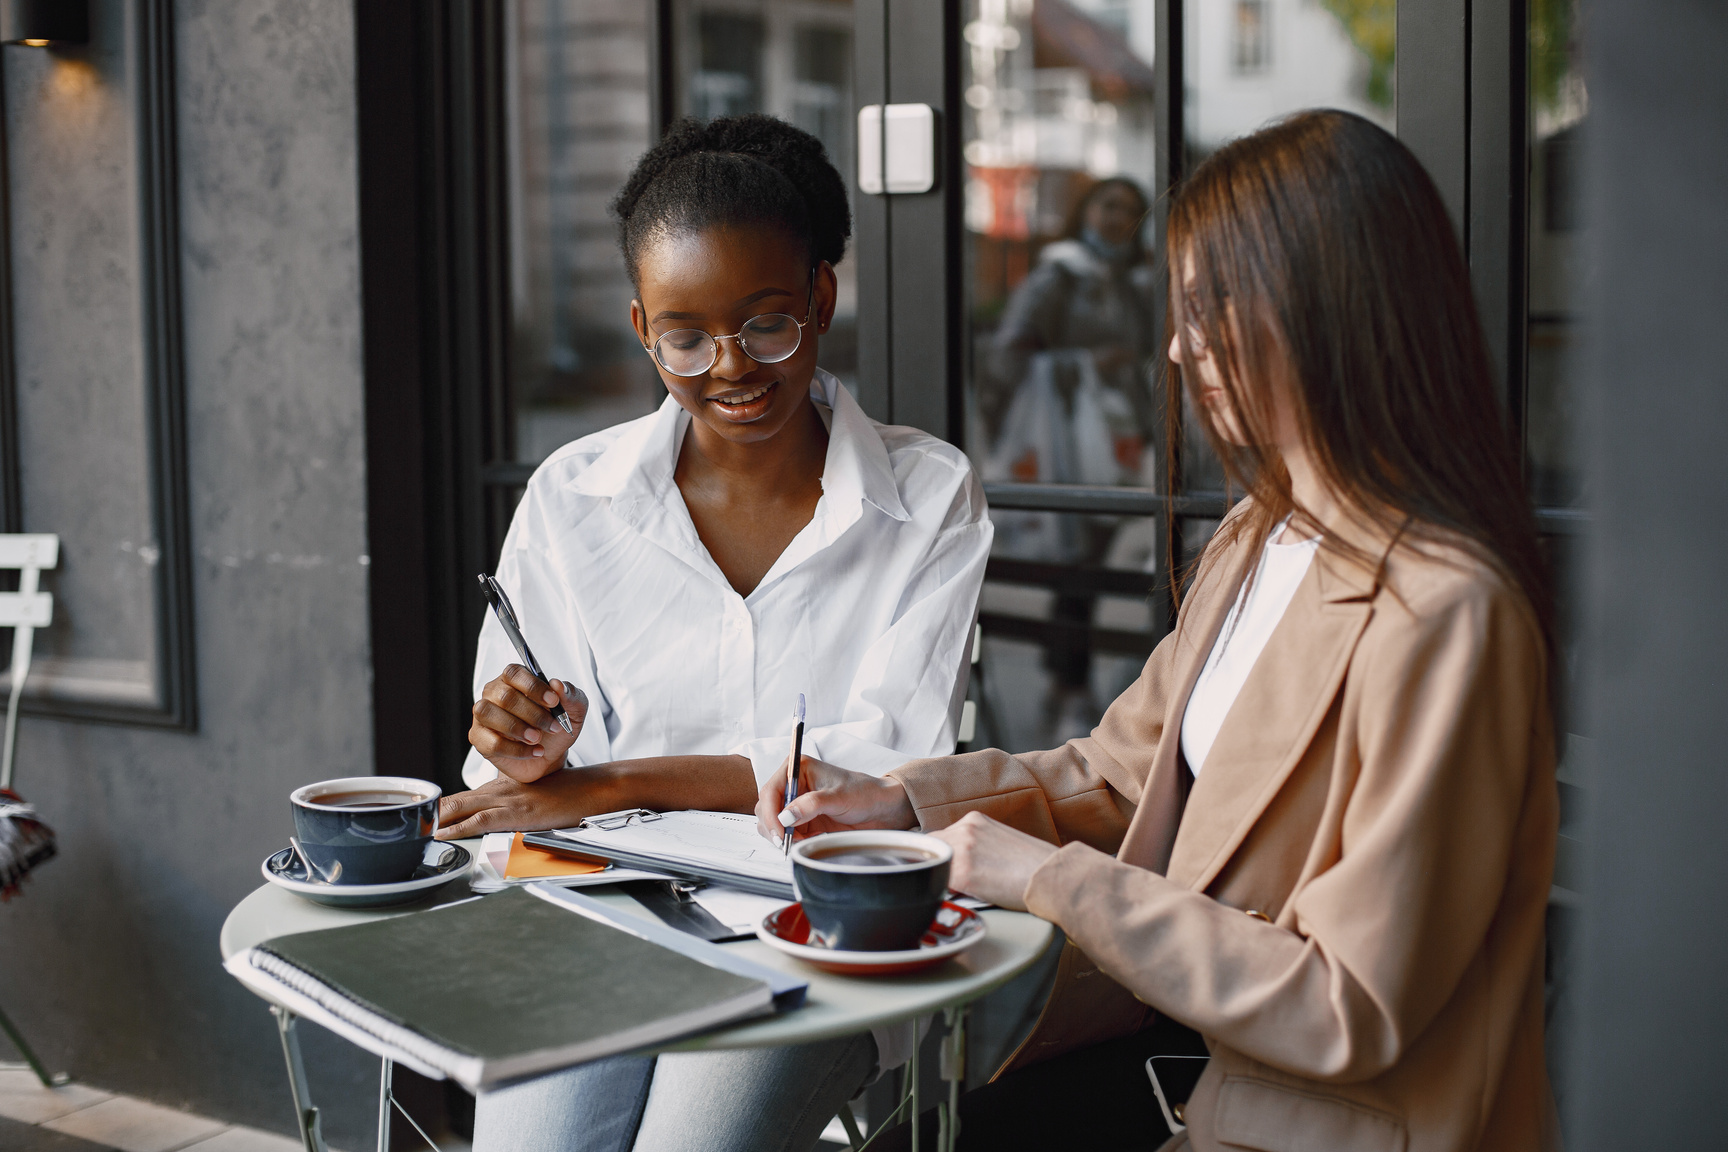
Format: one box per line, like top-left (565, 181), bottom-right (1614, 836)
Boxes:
top-left (690, 886), bottom-right (793, 934)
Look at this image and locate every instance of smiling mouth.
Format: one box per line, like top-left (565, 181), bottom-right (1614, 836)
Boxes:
top-left (710, 383), bottom-right (774, 408)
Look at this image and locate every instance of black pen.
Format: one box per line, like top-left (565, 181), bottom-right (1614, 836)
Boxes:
top-left (477, 573), bottom-right (573, 734)
top-left (782, 694), bottom-right (805, 855)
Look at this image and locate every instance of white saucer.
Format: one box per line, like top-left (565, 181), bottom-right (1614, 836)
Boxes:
top-left (261, 843), bottom-right (472, 908)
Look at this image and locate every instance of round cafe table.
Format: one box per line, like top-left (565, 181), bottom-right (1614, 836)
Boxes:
top-left (220, 839), bottom-right (1057, 1152)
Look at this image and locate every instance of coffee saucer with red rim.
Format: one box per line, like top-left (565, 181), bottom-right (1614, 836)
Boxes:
top-left (755, 901), bottom-right (986, 975)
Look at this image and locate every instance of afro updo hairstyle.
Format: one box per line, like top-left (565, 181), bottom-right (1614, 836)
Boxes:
top-left (611, 114), bottom-right (852, 293)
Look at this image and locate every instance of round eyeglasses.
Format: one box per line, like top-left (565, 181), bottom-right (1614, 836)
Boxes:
top-left (643, 277), bottom-right (816, 378)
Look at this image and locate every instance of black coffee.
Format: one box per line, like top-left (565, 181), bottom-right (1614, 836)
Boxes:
top-left (806, 846), bottom-right (936, 867)
top-left (304, 789), bottom-right (428, 809)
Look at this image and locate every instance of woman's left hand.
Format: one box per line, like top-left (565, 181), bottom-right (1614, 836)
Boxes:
top-left (930, 811), bottom-right (1059, 912)
top-left (435, 770), bottom-right (601, 840)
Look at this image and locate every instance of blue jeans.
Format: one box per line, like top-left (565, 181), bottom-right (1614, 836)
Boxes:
top-left (472, 1034), bottom-right (877, 1152)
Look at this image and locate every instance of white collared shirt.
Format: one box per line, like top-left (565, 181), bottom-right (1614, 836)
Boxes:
top-left (462, 370), bottom-right (993, 790)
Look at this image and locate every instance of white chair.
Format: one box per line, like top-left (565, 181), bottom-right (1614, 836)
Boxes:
top-left (1, 533), bottom-right (57, 792)
top-left (0, 532), bottom-right (68, 1087)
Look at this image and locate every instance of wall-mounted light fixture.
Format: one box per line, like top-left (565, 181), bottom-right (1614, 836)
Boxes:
top-left (0, 0), bottom-right (88, 47)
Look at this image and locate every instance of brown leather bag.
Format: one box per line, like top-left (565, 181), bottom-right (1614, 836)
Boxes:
top-left (991, 939), bottom-right (1152, 1080)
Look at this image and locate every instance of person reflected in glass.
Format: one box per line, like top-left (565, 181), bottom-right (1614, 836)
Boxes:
top-left (981, 176), bottom-right (1158, 742)
top-left (442, 115), bottom-right (992, 1152)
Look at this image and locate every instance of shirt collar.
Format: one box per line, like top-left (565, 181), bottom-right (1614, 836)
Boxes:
top-left (567, 368), bottom-right (910, 523)
top-left (815, 369), bottom-right (911, 523)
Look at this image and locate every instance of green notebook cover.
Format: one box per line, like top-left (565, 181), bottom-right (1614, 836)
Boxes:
top-left (252, 887), bottom-right (771, 1088)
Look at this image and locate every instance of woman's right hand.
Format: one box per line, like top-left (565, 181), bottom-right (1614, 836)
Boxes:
top-left (754, 755), bottom-right (919, 844)
top-left (469, 665), bottom-right (587, 783)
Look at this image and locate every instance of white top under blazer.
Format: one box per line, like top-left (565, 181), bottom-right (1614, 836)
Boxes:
top-left (1180, 517), bottom-right (1320, 776)
top-left (462, 369), bottom-right (994, 789)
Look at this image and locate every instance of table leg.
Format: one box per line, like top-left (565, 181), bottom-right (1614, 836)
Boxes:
top-left (837, 1101), bottom-right (866, 1150)
top-left (937, 1004), bottom-right (967, 1152)
top-left (909, 1038), bottom-right (921, 1152)
top-left (376, 1058), bottom-right (392, 1152)
top-left (271, 1008), bottom-right (330, 1152)
top-left (0, 999), bottom-right (68, 1087)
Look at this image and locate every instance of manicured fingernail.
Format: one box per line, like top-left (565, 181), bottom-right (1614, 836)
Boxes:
top-left (531, 748), bottom-right (544, 757)
top-left (543, 691), bottom-right (557, 705)
top-left (778, 810), bottom-right (796, 827)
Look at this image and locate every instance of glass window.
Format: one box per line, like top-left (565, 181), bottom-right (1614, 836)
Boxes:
top-left (1527, 0), bottom-right (1586, 508)
top-left (961, 0), bottom-right (1394, 751)
top-left (972, 513), bottom-right (1165, 753)
top-left (673, 1), bottom-right (859, 395)
top-left (1527, 3), bottom-right (1588, 1111)
top-left (1185, 0), bottom-right (1395, 167)
top-left (505, 0), bottom-right (856, 472)
top-left (507, 0), bottom-right (663, 466)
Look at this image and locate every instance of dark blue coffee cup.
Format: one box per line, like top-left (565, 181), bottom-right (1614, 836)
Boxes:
top-left (791, 831), bottom-right (952, 952)
top-left (290, 776), bottom-right (440, 886)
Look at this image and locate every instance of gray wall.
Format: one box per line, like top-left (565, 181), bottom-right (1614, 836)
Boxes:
top-left (0, 0), bottom-right (381, 1142)
top-left (1572, 0), bottom-right (1728, 1147)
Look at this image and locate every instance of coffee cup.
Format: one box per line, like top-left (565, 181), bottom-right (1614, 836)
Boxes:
top-left (289, 776), bottom-right (441, 886)
top-left (790, 830), bottom-right (952, 952)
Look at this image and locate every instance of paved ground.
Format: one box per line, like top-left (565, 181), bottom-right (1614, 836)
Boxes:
top-left (0, 1071), bottom-right (307, 1152)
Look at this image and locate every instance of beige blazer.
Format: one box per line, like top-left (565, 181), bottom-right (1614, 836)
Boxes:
top-left (891, 508), bottom-right (1558, 1152)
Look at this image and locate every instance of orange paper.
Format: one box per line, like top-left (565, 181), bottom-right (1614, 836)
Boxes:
top-left (504, 832), bottom-right (608, 879)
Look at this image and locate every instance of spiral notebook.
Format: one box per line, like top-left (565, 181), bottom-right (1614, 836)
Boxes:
top-left (226, 884), bottom-right (805, 1090)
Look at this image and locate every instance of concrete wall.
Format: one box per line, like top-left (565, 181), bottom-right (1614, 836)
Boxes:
top-left (1571, 2), bottom-right (1728, 1147)
top-left (0, 1), bottom-right (380, 1142)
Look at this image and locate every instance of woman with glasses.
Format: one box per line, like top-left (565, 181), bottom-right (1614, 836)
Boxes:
top-left (441, 114), bottom-right (992, 1152)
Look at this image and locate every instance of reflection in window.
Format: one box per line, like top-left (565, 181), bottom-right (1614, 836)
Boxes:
top-left (505, 2), bottom-right (857, 472)
top-left (1527, 0), bottom-right (1587, 508)
top-left (963, 0), bottom-right (1163, 750)
top-left (961, 1), bottom-right (1397, 751)
top-left (973, 514), bottom-right (1164, 753)
top-left (1181, 0), bottom-right (1393, 498)
top-left (691, 13), bottom-right (764, 121)
top-left (792, 25), bottom-right (852, 180)
top-left (674, 1), bottom-right (859, 394)
top-left (1185, 0), bottom-right (1394, 165)
top-left (507, 0), bottom-right (663, 465)
top-left (1233, 0), bottom-right (1271, 74)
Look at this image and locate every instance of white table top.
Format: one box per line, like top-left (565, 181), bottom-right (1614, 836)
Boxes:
top-left (221, 841), bottom-right (1057, 1052)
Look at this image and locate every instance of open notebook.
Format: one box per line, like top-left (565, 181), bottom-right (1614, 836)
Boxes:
top-left (226, 885), bottom-right (805, 1091)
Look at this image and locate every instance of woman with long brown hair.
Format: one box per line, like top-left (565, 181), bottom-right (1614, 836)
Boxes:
top-left (761, 110), bottom-right (1558, 1151)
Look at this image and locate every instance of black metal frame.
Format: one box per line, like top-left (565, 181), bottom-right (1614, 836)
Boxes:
top-left (357, 1), bottom-right (513, 787)
top-left (0, 1), bottom-right (197, 730)
top-left (852, 0), bottom-right (966, 437)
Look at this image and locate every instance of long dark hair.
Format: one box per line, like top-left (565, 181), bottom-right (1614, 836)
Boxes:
top-left (1166, 110), bottom-right (1552, 655)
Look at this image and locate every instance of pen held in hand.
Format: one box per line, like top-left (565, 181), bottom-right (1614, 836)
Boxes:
top-left (477, 573), bottom-right (574, 734)
top-left (782, 693), bottom-right (806, 855)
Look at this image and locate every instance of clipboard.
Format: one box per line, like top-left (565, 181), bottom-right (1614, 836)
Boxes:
top-left (524, 809), bottom-right (796, 901)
